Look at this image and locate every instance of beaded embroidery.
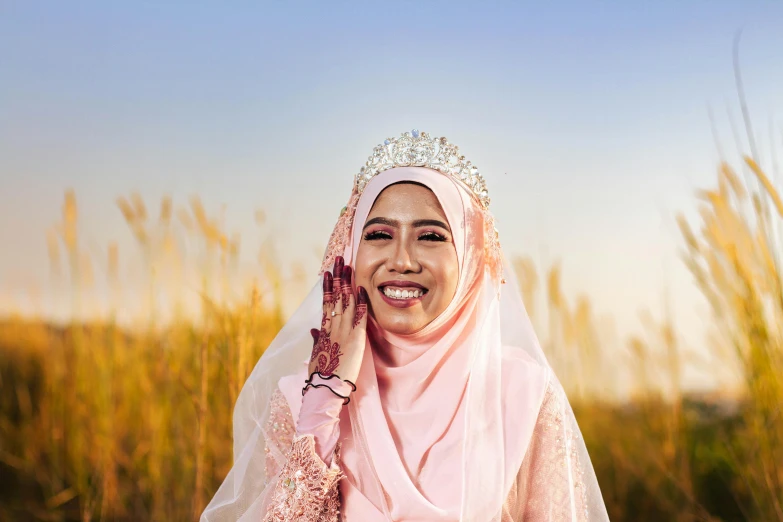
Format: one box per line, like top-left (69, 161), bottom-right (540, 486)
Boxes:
top-left (518, 380), bottom-right (590, 521)
top-left (262, 434), bottom-right (343, 522)
top-left (480, 206), bottom-right (505, 287)
top-left (264, 389), bottom-right (296, 480)
top-left (319, 191), bottom-right (360, 275)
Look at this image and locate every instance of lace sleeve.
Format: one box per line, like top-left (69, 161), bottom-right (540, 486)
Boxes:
top-left (508, 378), bottom-right (602, 521)
top-left (264, 389), bottom-right (297, 480)
top-left (261, 389), bottom-right (344, 522)
top-left (262, 434), bottom-right (343, 522)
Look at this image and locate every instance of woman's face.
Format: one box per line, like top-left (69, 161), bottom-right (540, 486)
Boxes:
top-left (355, 182), bottom-right (459, 335)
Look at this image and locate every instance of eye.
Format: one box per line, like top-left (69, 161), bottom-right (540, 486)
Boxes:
top-left (419, 231), bottom-right (447, 242)
top-left (363, 230), bottom-right (392, 241)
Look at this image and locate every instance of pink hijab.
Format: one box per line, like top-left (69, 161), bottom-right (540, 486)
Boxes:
top-left (337, 167), bottom-right (486, 520)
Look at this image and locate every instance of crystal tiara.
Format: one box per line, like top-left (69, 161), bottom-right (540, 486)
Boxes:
top-left (354, 129), bottom-right (490, 209)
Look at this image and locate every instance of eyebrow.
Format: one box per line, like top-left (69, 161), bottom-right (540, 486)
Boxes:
top-left (363, 217), bottom-right (451, 231)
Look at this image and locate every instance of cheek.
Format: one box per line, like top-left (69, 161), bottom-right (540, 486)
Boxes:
top-left (353, 244), bottom-right (378, 287)
top-left (426, 248), bottom-right (460, 295)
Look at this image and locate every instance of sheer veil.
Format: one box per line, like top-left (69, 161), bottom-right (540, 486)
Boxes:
top-left (201, 166), bottom-right (609, 521)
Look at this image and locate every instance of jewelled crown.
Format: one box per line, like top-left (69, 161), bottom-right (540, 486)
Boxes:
top-left (354, 129), bottom-right (490, 209)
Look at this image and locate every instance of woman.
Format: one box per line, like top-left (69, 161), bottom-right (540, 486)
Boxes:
top-left (202, 130), bottom-right (609, 521)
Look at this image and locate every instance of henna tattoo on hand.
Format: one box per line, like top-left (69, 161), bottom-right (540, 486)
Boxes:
top-left (353, 308), bottom-right (366, 327)
top-left (341, 266), bottom-right (352, 313)
top-left (354, 286), bottom-right (368, 327)
top-left (309, 328), bottom-right (320, 361)
top-left (309, 328), bottom-right (343, 376)
top-left (333, 256), bottom-right (344, 301)
top-left (323, 271), bottom-right (334, 305)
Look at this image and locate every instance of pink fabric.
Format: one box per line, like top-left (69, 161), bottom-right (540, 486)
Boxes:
top-left (344, 167), bottom-right (485, 520)
top-left (284, 167), bottom-right (547, 521)
top-left (295, 386), bottom-right (346, 464)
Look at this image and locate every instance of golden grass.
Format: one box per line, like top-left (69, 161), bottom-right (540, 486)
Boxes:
top-left (0, 155), bottom-right (781, 521)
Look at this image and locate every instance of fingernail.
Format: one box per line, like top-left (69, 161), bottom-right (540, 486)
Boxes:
top-left (341, 266), bottom-right (352, 287)
top-left (323, 271), bottom-right (333, 292)
top-left (357, 286), bottom-right (368, 305)
top-left (310, 328), bottom-right (320, 343)
top-left (334, 256), bottom-right (344, 279)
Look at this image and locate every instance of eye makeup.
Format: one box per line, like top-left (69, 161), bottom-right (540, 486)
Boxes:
top-left (363, 229), bottom-right (393, 241)
top-left (363, 228), bottom-right (450, 242)
top-left (418, 231), bottom-right (448, 242)
top-left (362, 218), bottom-right (451, 243)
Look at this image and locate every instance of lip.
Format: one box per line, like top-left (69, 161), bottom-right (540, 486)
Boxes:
top-left (378, 280), bottom-right (427, 290)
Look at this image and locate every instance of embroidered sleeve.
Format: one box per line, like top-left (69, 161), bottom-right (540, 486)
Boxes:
top-left (264, 389), bottom-right (296, 480)
top-left (511, 380), bottom-right (590, 521)
top-left (262, 434), bottom-right (344, 522)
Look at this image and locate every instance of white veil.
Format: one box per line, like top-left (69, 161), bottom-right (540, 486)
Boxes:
top-left (201, 167), bottom-right (609, 522)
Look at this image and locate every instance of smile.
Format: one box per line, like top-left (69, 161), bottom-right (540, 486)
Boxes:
top-left (377, 282), bottom-right (429, 308)
top-left (382, 287), bottom-right (425, 299)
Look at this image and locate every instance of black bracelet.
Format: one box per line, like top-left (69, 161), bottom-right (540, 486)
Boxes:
top-left (302, 371), bottom-right (356, 405)
top-left (305, 371), bottom-right (357, 391)
top-left (302, 382), bottom-right (351, 405)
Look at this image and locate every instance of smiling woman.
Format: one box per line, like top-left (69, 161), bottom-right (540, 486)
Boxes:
top-left (201, 130), bottom-right (610, 522)
top-left (357, 182), bottom-right (459, 334)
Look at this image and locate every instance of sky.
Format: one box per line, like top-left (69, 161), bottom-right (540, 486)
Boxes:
top-left (1, 1), bottom-right (782, 385)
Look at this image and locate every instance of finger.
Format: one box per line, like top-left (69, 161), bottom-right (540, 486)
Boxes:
top-left (308, 328), bottom-right (321, 373)
top-left (333, 256), bottom-right (345, 312)
top-left (353, 286), bottom-right (369, 330)
top-left (332, 256), bottom-right (344, 297)
top-left (332, 256), bottom-right (344, 331)
top-left (322, 271), bottom-right (334, 335)
top-left (341, 266), bottom-right (353, 313)
top-left (309, 328), bottom-right (320, 359)
top-left (341, 268), bottom-right (355, 337)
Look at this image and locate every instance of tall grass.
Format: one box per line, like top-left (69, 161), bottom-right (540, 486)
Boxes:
top-left (514, 153), bottom-right (782, 520)
top-left (1, 193), bottom-right (284, 520)
top-left (677, 157), bottom-right (783, 520)
top-left (0, 152), bottom-right (781, 520)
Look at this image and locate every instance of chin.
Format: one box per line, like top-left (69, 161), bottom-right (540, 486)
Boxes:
top-left (381, 321), bottom-right (422, 336)
top-left (374, 313), bottom-right (426, 336)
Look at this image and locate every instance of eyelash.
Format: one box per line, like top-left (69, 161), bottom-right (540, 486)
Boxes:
top-left (419, 231), bottom-right (447, 242)
top-left (363, 230), bottom-right (447, 242)
top-left (363, 230), bottom-right (391, 241)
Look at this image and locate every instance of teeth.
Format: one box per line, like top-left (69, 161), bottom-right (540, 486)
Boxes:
top-left (383, 287), bottom-right (424, 299)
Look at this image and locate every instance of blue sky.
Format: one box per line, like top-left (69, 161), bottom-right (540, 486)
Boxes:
top-left (1, 1), bottom-right (782, 368)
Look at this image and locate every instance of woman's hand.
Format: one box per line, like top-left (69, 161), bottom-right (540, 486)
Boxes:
top-left (308, 256), bottom-right (368, 385)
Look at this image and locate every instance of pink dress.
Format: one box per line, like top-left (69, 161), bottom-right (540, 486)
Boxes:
top-left (262, 375), bottom-right (592, 522)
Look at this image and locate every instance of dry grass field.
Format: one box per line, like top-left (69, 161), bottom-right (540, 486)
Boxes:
top-left (1, 155), bottom-right (781, 521)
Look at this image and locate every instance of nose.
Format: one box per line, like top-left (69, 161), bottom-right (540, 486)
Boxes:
top-left (387, 238), bottom-right (420, 274)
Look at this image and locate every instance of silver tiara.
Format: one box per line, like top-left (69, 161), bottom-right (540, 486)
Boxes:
top-left (354, 129), bottom-right (490, 209)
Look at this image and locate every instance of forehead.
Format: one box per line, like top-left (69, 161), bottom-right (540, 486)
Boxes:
top-left (367, 183), bottom-right (447, 220)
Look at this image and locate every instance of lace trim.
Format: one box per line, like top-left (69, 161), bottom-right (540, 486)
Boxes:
top-left (262, 434), bottom-right (344, 522)
top-left (481, 207), bottom-right (504, 287)
top-left (320, 191), bottom-right (360, 275)
top-left (264, 389), bottom-right (296, 480)
top-left (520, 381), bottom-right (590, 521)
